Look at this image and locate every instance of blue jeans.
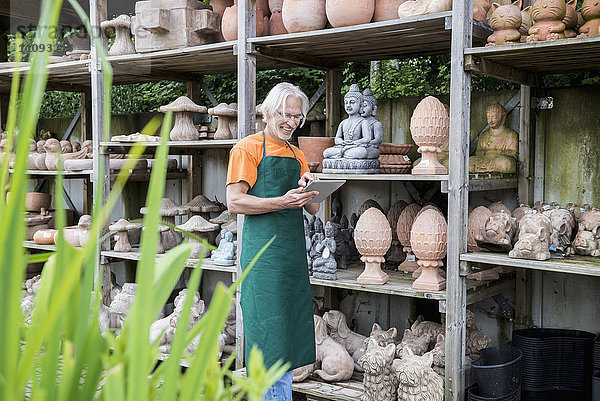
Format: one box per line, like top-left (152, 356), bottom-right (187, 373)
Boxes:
top-left (263, 370), bottom-right (293, 401)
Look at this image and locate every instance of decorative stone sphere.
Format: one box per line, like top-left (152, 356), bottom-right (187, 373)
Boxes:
top-left (410, 96), bottom-right (449, 175)
top-left (410, 209), bottom-right (447, 291)
top-left (468, 206), bottom-right (492, 252)
top-left (354, 207), bottom-right (392, 285)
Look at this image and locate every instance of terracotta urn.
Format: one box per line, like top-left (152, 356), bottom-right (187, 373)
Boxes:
top-left (468, 206), bottom-right (492, 252)
top-left (396, 203), bottom-right (421, 272)
top-left (282, 0), bottom-right (327, 33)
top-left (410, 96), bottom-right (449, 175)
top-left (269, 0), bottom-right (284, 12)
top-left (326, 0), bottom-right (375, 27)
top-left (269, 10), bottom-right (289, 35)
top-left (221, 5), bottom-right (264, 41)
top-left (298, 136), bottom-right (335, 173)
top-left (25, 192), bottom-right (52, 212)
top-left (354, 207), bottom-right (392, 285)
top-left (410, 209), bottom-right (447, 291)
top-left (373, 0), bottom-right (406, 21)
top-left (33, 229), bottom-right (57, 245)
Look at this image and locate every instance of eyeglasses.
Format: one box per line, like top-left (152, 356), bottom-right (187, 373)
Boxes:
top-left (276, 110), bottom-right (304, 123)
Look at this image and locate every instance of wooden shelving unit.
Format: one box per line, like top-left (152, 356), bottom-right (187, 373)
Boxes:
top-left (23, 240), bottom-right (56, 252)
top-left (100, 139), bottom-right (238, 155)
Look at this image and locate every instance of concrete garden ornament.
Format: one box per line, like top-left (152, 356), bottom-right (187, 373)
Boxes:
top-left (140, 198), bottom-right (189, 252)
top-left (322, 84), bottom-right (381, 174)
top-left (395, 328), bottom-right (431, 357)
top-left (509, 211), bottom-right (552, 260)
top-left (354, 207), bottom-right (392, 285)
top-left (177, 215), bottom-right (220, 258)
top-left (486, 0), bottom-right (523, 46)
top-left (323, 310), bottom-right (367, 372)
top-left (109, 219), bottom-right (143, 252)
top-left (468, 206), bottom-right (493, 252)
top-left (131, 0), bottom-right (220, 52)
top-left (397, 203), bottom-right (422, 272)
top-left (101, 15), bottom-right (136, 56)
top-left (470, 103), bottom-right (518, 173)
top-left (43, 138), bottom-right (87, 170)
top-left (313, 315), bottom-right (355, 381)
top-left (526, 0), bottom-right (567, 41)
top-left (185, 194), bottom-right (222, 220)
top-left (387, 200), bottom-right (408, 262)
top-left (395, 348), bottom-right (444, 401)
top-left (410, 209), bottom-right (447, 291)
top-left (208, 103), bottom-right (237, 140)
top-left (578, 0), bottom-right (600, 36)
top-left (410, 96), bottom-right (449, 175)
top-left (368, 323), bottom-right (398, 347)
top-left (360, 338), bottom-right (398, 401)
top-left (543, 208), bottom-right (576, 252)
top-left (159, 96), bottom-right (207, 141)
top-left (573, 209), bottom-right (600, 256)
top-left (563, 0), bottom-right (578, 37)
top-left (312, 221), bottom-right (338, 280)
top-left (475, 211), bottom-right (517, 251)
top-left (211, 228), bottom-right (236, 266)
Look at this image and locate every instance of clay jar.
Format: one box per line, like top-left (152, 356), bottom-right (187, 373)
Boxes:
top-left (221, 5), bottom-right (264, 41)
top-left (354, 207), bottom-right (392, 285)
top-left (410, 209), bottom-right (447, 291)
top-left (410, 96), bottom-right (449, 175)
top-left (282, 0), bottom-right (327, 33)
top-left (373, 0), bottom-right (407, 21)
top-left (327, 0), bottom-right (375, 27)
top-left (269, 10), bottom-right (289, 35)
top-left (298, 137), bottom-right (335, 173)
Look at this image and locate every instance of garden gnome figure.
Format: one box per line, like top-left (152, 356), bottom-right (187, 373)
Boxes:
top-left (322, 84), bottom-right (380, 174)
top-left (312, 222), bottom-right (338, 280)
top-left (469, 103), bottom-right (518, 173)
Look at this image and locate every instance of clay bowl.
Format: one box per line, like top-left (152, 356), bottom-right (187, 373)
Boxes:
top-left (379, 143), bottom-right (414, 155)
top-left (33, 229), bottom-right (57, 245)
top-left (57, 226), bottom-right (82, 247)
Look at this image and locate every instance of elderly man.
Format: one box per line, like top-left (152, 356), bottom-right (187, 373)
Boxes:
top-left (226, 82), bottom-right (319, 401)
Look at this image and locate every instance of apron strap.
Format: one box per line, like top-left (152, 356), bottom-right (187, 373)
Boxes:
top-left (261, 131), bottom-right (299, 162)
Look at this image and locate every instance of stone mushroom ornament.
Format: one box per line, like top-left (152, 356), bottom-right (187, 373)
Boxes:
top-left (185, 194), bottom-right (221, 220)
top-left (354, 207), bottom-right (392, 285)
top-left (177, 215), bottom-right (220, 258)
top-left (159, 96), bottom-right (207, 141)
top-left (109, 219), bottom-right (143, 252)
top-left (410, 96), bottom-right (449, 175)
top-left (101, 15), bottom-right (136, 56)
top-left (410, 209), bottom-right (447, 291)
top-left (140, 198), bottom-right (189, 252)
top-left (208, 103), bottom-right (238, 140)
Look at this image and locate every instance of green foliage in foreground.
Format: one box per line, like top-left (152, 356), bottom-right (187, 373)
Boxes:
top-left (0, 0), bottom-right (285, 399)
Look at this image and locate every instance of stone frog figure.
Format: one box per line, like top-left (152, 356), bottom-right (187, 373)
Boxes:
top-left (486, 0), bottom-right (523, 46)
top-left (469, 103), bottom-right (518, 173)
top-left (475, 211), bottom-right (517, 251)
top-left (394, 348), bottom-right (444, 401)
top-left (509, 211), bottom-right (553, 260)
top-left (322, 310), bottom-right (367, 372)
top-left (577, 0), bottom-right (600, 37)
top-left (360, 338), bottom-right (398, 401)
top-left (312, 315), bottom-right (355, 382)
top-left (323, 84), bottom-right (373, 160)
top-left (526, 0), bottom-right (566, 42)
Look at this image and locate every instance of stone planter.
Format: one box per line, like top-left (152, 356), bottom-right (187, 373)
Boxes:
top-left (298, 136), bottom-right (335, 173)
top-left (326, 0), bottom-right (375, 27)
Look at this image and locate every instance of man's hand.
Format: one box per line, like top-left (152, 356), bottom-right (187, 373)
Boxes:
top-left (298, 171), bottom-right (318, 188)
top-left (280, 187), bottom-right (318, 209)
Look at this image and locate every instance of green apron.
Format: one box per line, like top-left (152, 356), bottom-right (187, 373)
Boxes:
top-left (240, 132), bottom-right (316, 370)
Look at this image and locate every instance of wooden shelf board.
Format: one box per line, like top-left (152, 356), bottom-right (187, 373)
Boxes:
top-left (316, 173), bottom-right (448, 181)
top-left (250, 13), bottom-right (490, 69)
top-left (293, 378), bottom-right (364, 401)
top-left (465, 36), bottom-right (600, 74)
top-left (461, 252), bottom-right (600, 277)
top-left (100, 140), bottom-right (237, 154)
top-left (10, 169), bottom-right (94, 178)
top-left (0, 59), bottom-right (91, 92)
top-left (23, 240), bottom-right (56, 251)
top-left (101, 249), bottom-right (237, 274)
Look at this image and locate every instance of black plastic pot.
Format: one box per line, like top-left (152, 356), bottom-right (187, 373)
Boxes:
top-left (467, 386), bottom-right (520, 401)
top-left (471, 346), bottom-right (522, 398)
top-left (593, 372), bottom-right (600, 401)
top-left (594, 334), bottom-right (600, 369)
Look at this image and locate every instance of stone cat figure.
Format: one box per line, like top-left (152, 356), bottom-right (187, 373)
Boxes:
top-left (395, 347), bottom-right (444, 401)
top-left (578, 0), bottom-right (600, 36)
top-left (360, 338), bottom-right (398, 401)
top-left (519, 6), bottom-right (533, 40)
top-left (527, 0), bottom-right (566, 41)
top-left (395, 328), bottom-right (432, 358)
top-left (486, 0), bottom-right (523, 46)
top-left (562, 0), bottom-right (578, 37)
top-left (410, 315), bottom-right (444, 348)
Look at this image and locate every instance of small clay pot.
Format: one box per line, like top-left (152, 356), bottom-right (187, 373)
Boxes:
top-left (33, 229), bottom-right (57, 245)
top-left (25, 192), bottom-right (52, 212)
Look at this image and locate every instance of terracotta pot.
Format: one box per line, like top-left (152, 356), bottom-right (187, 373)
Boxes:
top-left (269, 0), bottom-right (284, 12)
top-left (373, 0), bottom-right (407, 21)
top-left (354, 207), bottom-right (392, 285)
top-left (24, 192), bottom-right (52, 212)
top-left (258, 0), bottom-right (271, 16)
top-left (282, 0), bottom-right (327, 32)
top-left (410, 209), bottom-right (447, 291)
top-left (298, 136), bottom-right (335, 173)
top-left (33, 229), bottom-right (57, 245)
top-left (269, 10), bottom-right (289, 35)
top-left (263, 15), bottom-right (270, 35)
top-left (58, 226), bottom-right (83, 247)
top-left (221, 5), bottom-right (264, 41)
top-left (326, 0), bottom-right (375, 27)
top-left (211, 0), bottom-right (234, 18)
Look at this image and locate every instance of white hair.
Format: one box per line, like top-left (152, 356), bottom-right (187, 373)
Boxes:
top-left (259, 82), bottom-right (310, 128)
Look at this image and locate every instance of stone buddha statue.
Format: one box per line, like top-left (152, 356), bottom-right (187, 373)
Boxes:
top-left (469, 103), bottom-right (518, 173)
top-left (322, 84), bottom-right (380, 174)
top-left (361, 88), bottom-right (384, 159)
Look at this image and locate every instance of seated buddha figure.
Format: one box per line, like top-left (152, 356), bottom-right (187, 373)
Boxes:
top-left (469, 103), bottom-right (518, 174)
top-left (323, 84), bottom-right (373, 160)
top-left (361, 88), bottom-right (384, 159)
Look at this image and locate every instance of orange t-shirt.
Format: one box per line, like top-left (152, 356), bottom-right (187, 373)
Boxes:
top-left (227, 132), bottom-right (310, 188)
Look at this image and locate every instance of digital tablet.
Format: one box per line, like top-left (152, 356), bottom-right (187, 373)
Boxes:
top-left (302, 179), bottom-right (346, 203)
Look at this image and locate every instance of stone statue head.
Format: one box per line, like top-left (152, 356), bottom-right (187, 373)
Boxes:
top-left (486, 103), bottom-right (507, 129)
top-left (343, 84), bottom-right (363, 116)
top-left (223, 229), bottom-right (233, 242)
top-left (324, 221), bottom-right (335, 238)
top-left (361, 88), bottom-right (377, 118)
